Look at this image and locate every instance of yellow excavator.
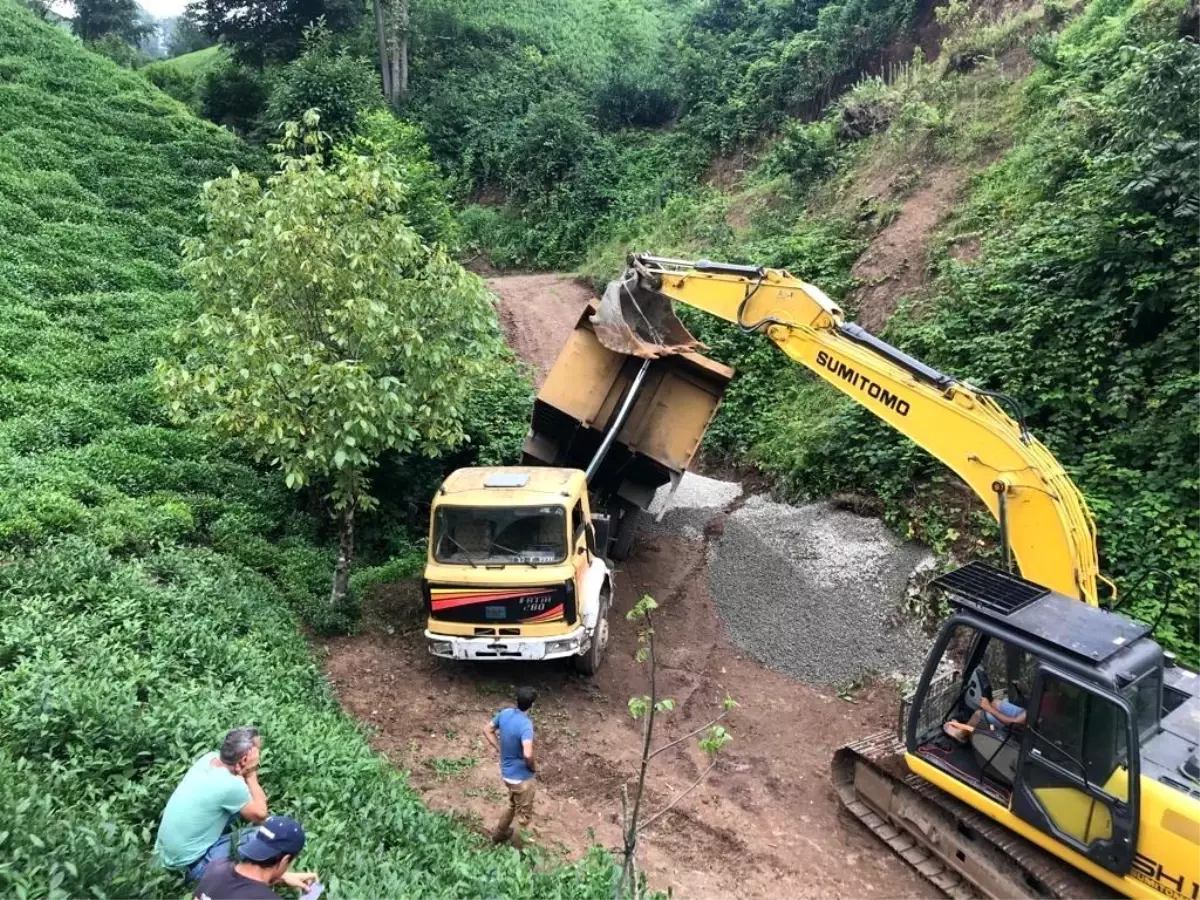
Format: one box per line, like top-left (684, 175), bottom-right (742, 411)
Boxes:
top-left (592, 254), bottom-right (1200, 900)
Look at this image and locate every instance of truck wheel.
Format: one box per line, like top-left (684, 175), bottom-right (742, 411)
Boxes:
top-left (574, 590), bottom-right (610, 675)
top-left (609, 503), bottom-right (642, 561)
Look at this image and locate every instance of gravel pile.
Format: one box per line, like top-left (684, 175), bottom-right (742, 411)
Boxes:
top-left (645, 472), bottom-right (743, 541)
top-left (707, 495), bottom-right (933, 686)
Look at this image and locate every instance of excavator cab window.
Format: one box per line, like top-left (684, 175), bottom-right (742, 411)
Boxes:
top-left (907, 623), bottom-right (1031, 801)
top-left (1013, 667), bottom-right (1139, 875)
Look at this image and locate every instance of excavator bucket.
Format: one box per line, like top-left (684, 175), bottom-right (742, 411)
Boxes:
top-left (590, 272), bottom-right (704, 358)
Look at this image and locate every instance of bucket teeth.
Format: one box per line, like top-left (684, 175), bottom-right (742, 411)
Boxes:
top-left (590, 273), bottom-right (704, 358)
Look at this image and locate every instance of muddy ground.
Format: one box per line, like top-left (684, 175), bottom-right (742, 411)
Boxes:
top-left (321, 274), bottom-right (930, 899)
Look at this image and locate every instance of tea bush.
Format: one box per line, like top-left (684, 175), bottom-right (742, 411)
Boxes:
top-left (0, 2), bottom-right (616, 895)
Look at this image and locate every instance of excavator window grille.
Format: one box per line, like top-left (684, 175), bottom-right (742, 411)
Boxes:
top-left (933, 561), bottom-right (1048, 616)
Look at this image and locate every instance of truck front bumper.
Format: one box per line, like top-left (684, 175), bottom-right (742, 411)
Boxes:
top-left (425, 627), bottom-right (588, 662)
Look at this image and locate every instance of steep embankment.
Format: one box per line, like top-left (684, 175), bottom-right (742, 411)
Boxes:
top-left (0, 5), bottom-right (610, 897)
top-left (485, 274), bottom-right (594, 386)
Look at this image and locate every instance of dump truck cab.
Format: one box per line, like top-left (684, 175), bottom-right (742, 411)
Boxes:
top-left (423, 466), bottom-right (613, 673)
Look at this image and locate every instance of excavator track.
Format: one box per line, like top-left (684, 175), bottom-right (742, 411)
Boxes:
top-left (833, 732), bottom-right (1117, 900)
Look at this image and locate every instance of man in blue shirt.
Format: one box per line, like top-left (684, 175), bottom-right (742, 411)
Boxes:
top-left (483, 686), bottom-right (537, 848)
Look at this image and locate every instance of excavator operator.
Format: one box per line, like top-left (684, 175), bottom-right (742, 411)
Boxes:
top-left (943, 671), bottom-right (1027, 743)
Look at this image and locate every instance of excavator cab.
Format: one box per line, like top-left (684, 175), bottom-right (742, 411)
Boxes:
top-left (903, 562), bottom-right (1200, 887)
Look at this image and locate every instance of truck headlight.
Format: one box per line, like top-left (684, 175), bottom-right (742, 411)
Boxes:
top-left (429, 640), bottom-right (453, 656)
top-left (546, 638), bottom-right (577, 654)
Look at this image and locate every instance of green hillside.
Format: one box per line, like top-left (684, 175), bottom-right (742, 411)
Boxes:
top-left (0, 3), bottom-right (609, 896)
top-left (158, 43), bottom-right (221, 74)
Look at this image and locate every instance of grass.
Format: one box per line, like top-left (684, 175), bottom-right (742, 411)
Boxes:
top-left (425, 756), bottom-right (481, 779)
top-left (155, 44), bottom-right (222, 76)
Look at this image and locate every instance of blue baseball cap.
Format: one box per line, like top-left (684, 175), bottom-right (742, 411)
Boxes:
top-left (240, 816), bottom-right (306, 862)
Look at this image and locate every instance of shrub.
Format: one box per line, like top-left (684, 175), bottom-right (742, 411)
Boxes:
top-left (200, 56), bottom-right (270, 134)
top-left (262, 27), bottom-right (382, 142)
top-left (764, 119), bottom-right (837, 184)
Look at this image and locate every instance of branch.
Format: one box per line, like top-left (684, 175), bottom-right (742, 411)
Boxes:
top-left (646, 709), bottom-right (730, 761)
top-left (636, 760), bottom-right (718, 835)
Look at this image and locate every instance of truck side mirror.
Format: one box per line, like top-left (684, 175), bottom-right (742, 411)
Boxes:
top-left (585, 523), bottom-right (597, 556)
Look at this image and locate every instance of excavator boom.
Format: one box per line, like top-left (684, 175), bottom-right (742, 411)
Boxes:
top-left (596, 253), bottom-right (1103, 605)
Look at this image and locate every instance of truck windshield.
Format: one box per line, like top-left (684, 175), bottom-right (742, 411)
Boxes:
top-left (433, 505), bottom-right (567, 565)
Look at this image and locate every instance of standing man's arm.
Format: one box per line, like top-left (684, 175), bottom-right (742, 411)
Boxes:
top-left (483, 717), bottom-right (500, 754)
top-left (521, 718), bottom-right (535, 774)
top-left (522, 737), bottom-right (535, 773)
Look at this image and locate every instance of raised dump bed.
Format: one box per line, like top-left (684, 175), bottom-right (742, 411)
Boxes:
top-left (522, 302), bottom-right (733, 558)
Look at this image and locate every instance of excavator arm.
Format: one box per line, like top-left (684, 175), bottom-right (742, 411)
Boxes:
top-left (596, 253), bottom-right (1104, 605)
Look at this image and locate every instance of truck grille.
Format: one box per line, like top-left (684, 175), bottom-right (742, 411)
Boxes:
top-left (427, 582), bottom-right (573, 625)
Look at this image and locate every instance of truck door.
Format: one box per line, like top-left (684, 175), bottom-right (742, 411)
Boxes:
top-left (1013, 666), bottom-right (1139, 875)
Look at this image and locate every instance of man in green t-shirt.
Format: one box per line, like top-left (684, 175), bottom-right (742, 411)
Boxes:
top-left (154, 726), bottom-right (270, 883)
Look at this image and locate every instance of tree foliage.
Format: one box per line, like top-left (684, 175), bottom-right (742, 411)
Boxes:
top-left (187, 0), bottom-right (364, 65)
top-left (167, 9), bottom-right (214, 56)
top-left (72, 0), bottom-right (150, 43)
top-left (158, 112), bottom-right (497, 604)
top-left (263, 26), bottom-right (382, 142)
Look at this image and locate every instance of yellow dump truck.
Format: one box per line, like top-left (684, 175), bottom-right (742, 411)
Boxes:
top-left (422, 300), bottom-right (732, 673)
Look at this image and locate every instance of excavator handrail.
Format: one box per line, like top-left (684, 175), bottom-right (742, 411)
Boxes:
top-left (617, 253), bottom-right (1103, 606)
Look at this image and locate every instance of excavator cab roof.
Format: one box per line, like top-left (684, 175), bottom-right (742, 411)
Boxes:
top-left (932, 562), bottom-right (1151, 667)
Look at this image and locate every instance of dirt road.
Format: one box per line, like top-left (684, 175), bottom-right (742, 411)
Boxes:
top-left (322, 274), bottom-right (928, 899)
top-left (486, 273), bottom-right (594, 387)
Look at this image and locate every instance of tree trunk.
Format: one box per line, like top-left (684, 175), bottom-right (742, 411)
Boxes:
top-left (390, 41), bottom-right (401, 106)
top-left (618, 613), bottom-right (657, 898)
top-left (329, 500), bottom-right (356, 607)
top-left (397, 0), bottom-right (410, 96)
top-left (373, 0), bottom-right (392, 100)
top-left (399, 31), bottom-right (409, 96)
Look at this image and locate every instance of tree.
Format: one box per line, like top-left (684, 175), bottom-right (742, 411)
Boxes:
top-left (373, 0), bottom-right (410, 104)
top-left (167, 10), bottom-right (215, 56)
top-left (157, 112), bottom-right (497, 607)
top-left (72, 0), bottom-right (151, 43)
top-left (16, 0), bottom-right (55, 21)
top-left (617, 595), bottom-right (736, 899)
top-left (187, 0), bottom-right (364, 65)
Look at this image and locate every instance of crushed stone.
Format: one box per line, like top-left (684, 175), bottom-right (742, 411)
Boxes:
top-left (648, 472), bottom-right (742, 516)
top-left (706, 495), bottom-right (934, 686)
top-left (644, 472), bottom-right (742, 540)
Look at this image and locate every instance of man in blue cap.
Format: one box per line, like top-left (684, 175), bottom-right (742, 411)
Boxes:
top-left (192, 816), bottom-right (319, 900)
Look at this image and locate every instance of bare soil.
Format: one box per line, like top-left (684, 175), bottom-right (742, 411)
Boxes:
top-left (486, 273), bottom-right (595, 387)
top-left (848, 169), bottom-right (966, 331)
top-left (321, 273), bottom-right (929, 898)
top-left (324, 529), bottom-right (927, 899)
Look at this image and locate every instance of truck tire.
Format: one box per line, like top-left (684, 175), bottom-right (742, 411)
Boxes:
top-left (574, 589), bottom-right (610, 675)
top-left (609, 502), bottom-right (642, 561)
